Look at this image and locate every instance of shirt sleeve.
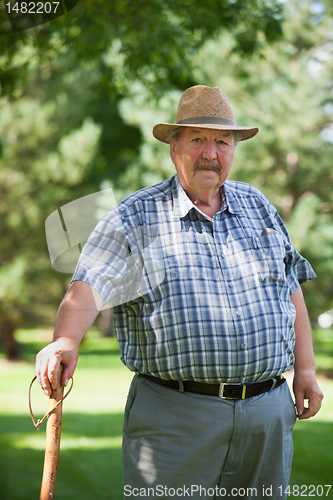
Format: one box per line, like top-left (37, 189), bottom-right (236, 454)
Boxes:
top-left (71, 206), bottom-right (145, 307)
top-left (71, 204), bottom-right (165, 307)
top-left (273, 210), bottom-right (316, 294)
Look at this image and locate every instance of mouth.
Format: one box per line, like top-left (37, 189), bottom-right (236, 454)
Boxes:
top-left (193, 162), bottom-right (221, 175)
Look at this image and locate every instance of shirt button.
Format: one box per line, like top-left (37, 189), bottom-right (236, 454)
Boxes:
top-left (229, 282), bottom-right (233, 287)
top-left (235, 310), bottom-right (240, 316)
top-left (240, 344), bottom-right (246, 349)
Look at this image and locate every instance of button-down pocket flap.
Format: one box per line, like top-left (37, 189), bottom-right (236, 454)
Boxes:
top-left (257, 233), bottom-right (287, 283)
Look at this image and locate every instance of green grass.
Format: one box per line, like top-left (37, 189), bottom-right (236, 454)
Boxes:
top-left (0, 328), bottom-right (132, 500)
top-left (289, 374), bottom-right (333, 499)
top-left (0, 328), bottom-right (332, 499)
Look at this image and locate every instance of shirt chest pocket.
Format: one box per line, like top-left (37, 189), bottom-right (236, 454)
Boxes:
top-left (254, 233), bottom-right (287, 284)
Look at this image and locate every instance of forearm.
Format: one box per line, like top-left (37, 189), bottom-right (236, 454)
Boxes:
top-left (36, 280), bottom-right (103, 395)
top-left (53, 280), bottom-right (103, 345)
top-left (291, 285), bottom-right (316, 374)
top-left (290, 285), bottom-right (323, 419)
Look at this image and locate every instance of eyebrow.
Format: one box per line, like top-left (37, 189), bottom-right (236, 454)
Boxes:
top-left (189, 128), bottom-right (233, 137)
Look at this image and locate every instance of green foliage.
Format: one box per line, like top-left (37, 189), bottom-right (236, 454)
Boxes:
top-left (0, 0), bottom-right (284, 98)
top-left (1, 0), bottom-right (333, 336)
top-left (221, 2), bottom-right (333, 321)
top-left (0, 258), bottom-right (29, 324)
top-left (312, 329), bottom-right (333, 378)
top-left (0, 46), bottom-right (142, 332)
top-left (0, 0), bottom-right (287, 338)
top-left (0, 92), bottom-right (101, 326)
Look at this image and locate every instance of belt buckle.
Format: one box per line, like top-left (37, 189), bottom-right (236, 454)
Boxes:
top-left (219, 382), bottom-right (247, 400)
top-left (218, 382), bottom-right (227, 399)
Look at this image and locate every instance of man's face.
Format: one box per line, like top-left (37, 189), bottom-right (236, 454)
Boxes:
top-left (170, 127), bottom-right (236, 197)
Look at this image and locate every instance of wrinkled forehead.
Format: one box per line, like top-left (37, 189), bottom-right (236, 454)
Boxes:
top-left (179, 127), bottom-right (235, 142)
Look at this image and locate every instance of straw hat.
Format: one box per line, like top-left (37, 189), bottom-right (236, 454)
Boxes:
top-left (153, 85), bottom-right (259, 144)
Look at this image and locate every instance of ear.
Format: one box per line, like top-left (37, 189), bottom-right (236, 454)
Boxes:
top-left (170, 140), bottom-right (177, 165)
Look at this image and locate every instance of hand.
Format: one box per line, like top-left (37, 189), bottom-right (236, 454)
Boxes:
top-left (293, 370), bottom-right (323, 420)
top-left (35, 337), bottom-right (79, 396)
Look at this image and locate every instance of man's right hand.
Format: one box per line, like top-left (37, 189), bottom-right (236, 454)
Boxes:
top-left (35, 337), bottom-right (79, 396)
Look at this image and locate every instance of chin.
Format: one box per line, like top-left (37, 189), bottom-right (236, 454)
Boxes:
top-left (196, 171), bottom-right (222, 184)
top-left (197, 181), bottom-right (222, 191)
top-left (196, 169), bottom-right (219, 178)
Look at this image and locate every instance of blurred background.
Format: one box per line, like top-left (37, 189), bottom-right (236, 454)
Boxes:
top-left (0, 0), bottom-right (332, 498)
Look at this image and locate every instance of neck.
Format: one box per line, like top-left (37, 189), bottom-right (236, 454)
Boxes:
top-left (187, 187), bottom-right (222, 219)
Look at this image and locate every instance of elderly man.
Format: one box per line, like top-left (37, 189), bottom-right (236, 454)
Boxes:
top-left (36, 86), bottom-right (323, 499)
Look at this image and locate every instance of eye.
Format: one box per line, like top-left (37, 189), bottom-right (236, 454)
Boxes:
top-left (218, 139), bottom-right (227, 145)
top-left (192, 138), bottom-right (202, 143)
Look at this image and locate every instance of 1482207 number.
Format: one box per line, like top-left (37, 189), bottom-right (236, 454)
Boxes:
top-left (278, 485), bottom-right (332, 497)
top-left (5, 2), bottom-right (60, 14)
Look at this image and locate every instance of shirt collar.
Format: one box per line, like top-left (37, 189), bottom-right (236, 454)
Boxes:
top-left (172, 174), bottom-right (198, 219)
top-left (222, 181), bottom-right (244, 215)
top-left (172, 174), bottom-right (243, 219)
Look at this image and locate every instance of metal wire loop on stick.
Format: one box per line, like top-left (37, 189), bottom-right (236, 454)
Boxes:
top-left (28, 375), bottom-right (73, 431)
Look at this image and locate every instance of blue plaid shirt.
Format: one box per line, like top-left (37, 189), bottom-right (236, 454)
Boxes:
top-left (72, 174), bottom-right (316, 383)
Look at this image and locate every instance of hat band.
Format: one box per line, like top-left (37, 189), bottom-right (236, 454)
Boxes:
top-left (177, 116), bottom-right (237, 126)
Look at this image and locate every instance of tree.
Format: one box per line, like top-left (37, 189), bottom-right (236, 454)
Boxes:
top-left (0, 0), bottom-right (286, 357)
top-left (221, 0), bottom-right (333, 322)
top-left (1, 0), bottom-right (284, 98)
top-left (2, 0), bottom-right (332, 356)
top-left (0, 97), bottom-right (102, 357)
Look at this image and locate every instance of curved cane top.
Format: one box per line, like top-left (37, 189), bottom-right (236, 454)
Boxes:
top-left (28, 375), bottom-right (74, 431)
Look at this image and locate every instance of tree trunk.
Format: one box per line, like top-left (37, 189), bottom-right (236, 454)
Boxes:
top-left (0, 319), bottom-right (20, 360)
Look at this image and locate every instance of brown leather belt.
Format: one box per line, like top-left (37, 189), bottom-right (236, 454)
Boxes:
top-left (140, 374), bottom-right (286, 400)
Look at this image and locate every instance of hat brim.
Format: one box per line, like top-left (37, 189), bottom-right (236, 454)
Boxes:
top-left (153, 122), bottom-right (259, 144)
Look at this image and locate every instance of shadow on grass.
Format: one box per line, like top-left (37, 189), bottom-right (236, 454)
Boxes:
top-left (290, 420), bottom-right (333, 497)
top-left (0, 412), bottom-right (124, 500)
top-left (1, 414), bottom-right (332, 500)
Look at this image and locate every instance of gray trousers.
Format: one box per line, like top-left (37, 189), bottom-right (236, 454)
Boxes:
top-left (122, 375), bottom-right (296, 500)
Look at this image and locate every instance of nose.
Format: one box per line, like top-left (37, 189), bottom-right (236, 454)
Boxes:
top-left (202, 140), bottom-right (217, 161)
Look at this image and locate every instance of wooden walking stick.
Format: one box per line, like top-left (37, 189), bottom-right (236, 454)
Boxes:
top-left (29, 367), bottom-right (73, 499)
top-left (40, 368), bottom-right (64, 500)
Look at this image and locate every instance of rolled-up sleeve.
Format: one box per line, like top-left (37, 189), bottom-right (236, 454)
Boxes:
top-left (274, 212), bottom-right (316, 294)
top-left (71, 207), bottom-right (143, 307)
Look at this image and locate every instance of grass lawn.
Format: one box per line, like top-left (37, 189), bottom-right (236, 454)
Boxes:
top-left (0, 328), bottom-right (332, 499)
